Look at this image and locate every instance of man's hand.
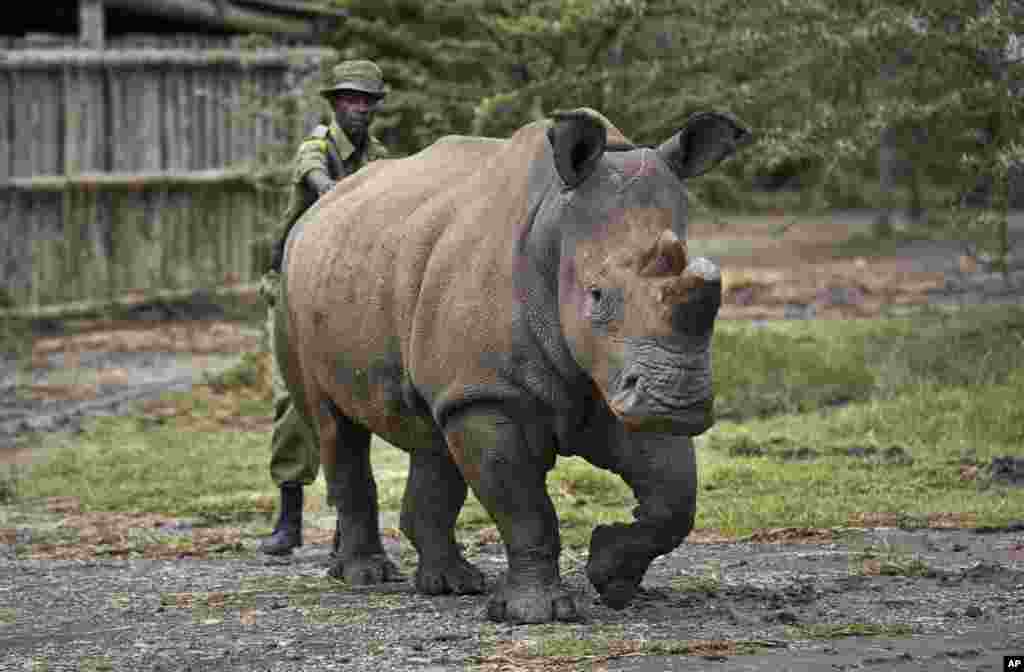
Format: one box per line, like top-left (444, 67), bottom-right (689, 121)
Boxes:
top-left (259, 269), bottom-right (281, 307)
top-left (306, 169), bottom-right (336, 197)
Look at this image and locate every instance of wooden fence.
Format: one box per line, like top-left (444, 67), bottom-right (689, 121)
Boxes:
top-left (0, 46), bottom-right (331, 311)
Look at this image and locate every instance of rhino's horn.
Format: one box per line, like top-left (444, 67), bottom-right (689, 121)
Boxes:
top-left (548, 110), bottom-right (608, 189)
top-left (657, 112), bottom-right (752, 180)
top-left (640, 229), bottom-right (688, 277)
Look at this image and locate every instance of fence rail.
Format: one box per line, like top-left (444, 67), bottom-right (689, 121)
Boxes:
top-left (0, 46), bottom-right (327, 309)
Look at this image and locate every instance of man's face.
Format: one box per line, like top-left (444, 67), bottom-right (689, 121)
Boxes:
top-left (331, 90), bottom-right (380, 140)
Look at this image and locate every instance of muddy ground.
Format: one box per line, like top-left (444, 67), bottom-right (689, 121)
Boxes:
top-left (2, 518), bottom-right (1022, 671)
top-left (2, 213), bottom-right (1023, 670)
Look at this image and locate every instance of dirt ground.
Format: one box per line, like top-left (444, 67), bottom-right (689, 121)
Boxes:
top-left (2, 508), bottom-right (1022, 671)
top-left (2, 212), bottom-right (1023, 670)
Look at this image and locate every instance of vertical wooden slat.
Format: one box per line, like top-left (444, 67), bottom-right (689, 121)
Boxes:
top-left (111, 64), bottom-right (162, 172)
top-left (220, 68), bottom-right (231, 165)
top-left (12, 71), bottom-right (56, 176)
top-left (79, 0), bottom-right (106, 50)
top-left (0, 190), bottom-right (21, 302)
top-left (175, 68), bottom-right (191, 171)
top-left (31, 192), bottom-right (63, 305)
top-left (212, 67), bottom-right (225, 167)
top-left (67, 187), bottom-right (86, 301)
top-left (27, 191), bottom-right (40, 308)
top-left (63, 65), bottom-right (106, 173)
top-left (172, 188), bottom-right (189, 288)
top-left (84, 188), bottom-right (103, 301)
top-left (0, 73), bottom-right (10, 180)
top-left (193, 67), bottom-right (207, 169)
top-left (107, 64), bottom-right (126, 171)
top-left (140, 61), bottom-right (162, 171)
top-left (91, 67), bottom-right (107, 171)
top-left (163, 68), bottom-right (186, 170)
top-left (41, 72), bottom-right (63, 175)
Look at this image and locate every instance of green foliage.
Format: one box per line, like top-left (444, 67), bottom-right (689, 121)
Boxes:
top-left (317, 0), bottom-right (1024, 260)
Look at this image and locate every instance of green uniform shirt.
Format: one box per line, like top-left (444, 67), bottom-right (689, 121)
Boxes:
top-left (270, 122), bottom-right (388, 270)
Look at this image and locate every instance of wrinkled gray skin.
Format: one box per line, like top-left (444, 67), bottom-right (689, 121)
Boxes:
top-left (280, 109), bottom-right (751, 623)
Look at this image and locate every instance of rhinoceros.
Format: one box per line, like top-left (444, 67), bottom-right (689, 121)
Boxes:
top-left (276, 108), bottom-right (750, 623)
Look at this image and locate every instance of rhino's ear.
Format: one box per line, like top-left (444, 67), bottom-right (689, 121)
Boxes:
top-left (657, 112), bottom-right (752, 180)
top-left (547, 110), bottom-right (608, 189)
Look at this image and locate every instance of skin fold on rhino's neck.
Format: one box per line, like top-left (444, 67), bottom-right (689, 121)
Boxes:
top-left (506, 145), bottom-right (597, 413)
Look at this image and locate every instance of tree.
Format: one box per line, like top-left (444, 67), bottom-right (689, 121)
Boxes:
top-left (321, 0), bottom-right (1021, 269)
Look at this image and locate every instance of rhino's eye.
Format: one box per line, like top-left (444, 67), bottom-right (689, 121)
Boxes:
top-left (587, 287), bottom-right (614, 325)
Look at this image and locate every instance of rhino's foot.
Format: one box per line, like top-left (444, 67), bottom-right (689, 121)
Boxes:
top-left (416, 556), bottom-right (486, 595)
top-left (586, 523), bottom-right (655, 610)
top-left (486, 580), bottom-right (581, 624)
top-left (328, 553), bottom-right (405, 586)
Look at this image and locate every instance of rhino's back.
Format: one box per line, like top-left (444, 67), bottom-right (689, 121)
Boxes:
top-left (285, 133), bottom-right (521, 439)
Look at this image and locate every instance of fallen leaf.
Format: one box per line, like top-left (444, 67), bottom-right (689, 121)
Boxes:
top-left (959, 465), bottom-right (979, 481)
top-left (45, 496), bottom-right (81, 514)
top-left (239, 608), bottom-right (258, 626)
top-left (928, 512), bottom-right (977, 528)
top-left (862, 559), bottom-right (883, 575)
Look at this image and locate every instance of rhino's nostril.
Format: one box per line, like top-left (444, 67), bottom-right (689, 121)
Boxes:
top-left (622, 373), bottom-right (640, 391)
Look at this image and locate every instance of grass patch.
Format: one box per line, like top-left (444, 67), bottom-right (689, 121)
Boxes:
top-left (787, 622), bottom-right (913, 639)
top-left (17, 415), bottom-right (280, 521)
top-left (238, 575), bottom-right (346, 596)
top-left (713, 320), bottom-right (878, 419)
top-left (832, 226), bottom-right (948, 259)
top-left (853, 550), bottom-right (936, 578)
top-left (713, 304), bottom-right (1024, 420)
top-left (483, 629), bottom-right (766, 667)
top-left (670, 569), bottom-right (722, 595)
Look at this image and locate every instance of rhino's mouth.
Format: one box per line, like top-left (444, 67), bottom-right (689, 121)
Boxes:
top-left (607, 367), bottom-right (713, 436)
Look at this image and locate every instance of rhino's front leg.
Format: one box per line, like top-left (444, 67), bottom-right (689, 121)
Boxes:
top-left (586, 432), bottom-right (698, 609)
top-left (445, 411), bottom-right (578, 624)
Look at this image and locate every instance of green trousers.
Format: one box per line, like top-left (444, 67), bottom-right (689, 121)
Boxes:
top-left (262, 271), bottom-right (320, 488)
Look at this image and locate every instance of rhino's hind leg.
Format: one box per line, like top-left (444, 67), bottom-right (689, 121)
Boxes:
top-left (400, 440), bottom-right (485, 595)
top-left (319, 399), bottom-right (404, 585)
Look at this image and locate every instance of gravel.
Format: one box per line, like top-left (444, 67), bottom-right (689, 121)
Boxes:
top-left (0, 527), bottom-right (1021, 670)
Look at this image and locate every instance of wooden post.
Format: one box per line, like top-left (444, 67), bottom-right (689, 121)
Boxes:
top-left (79, 0), bottom-right (105, 50)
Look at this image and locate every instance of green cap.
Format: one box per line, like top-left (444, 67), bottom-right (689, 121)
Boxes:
top-left (320, 59), bottom-right (386, 99)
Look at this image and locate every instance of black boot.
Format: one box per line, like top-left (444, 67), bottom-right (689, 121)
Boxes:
top-left (330, 514), bottom-right (341, 560)
top-left (259, 482), bottom-right (303, 555)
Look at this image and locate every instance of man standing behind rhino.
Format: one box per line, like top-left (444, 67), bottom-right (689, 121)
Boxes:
top-left (258, 59), bottom-right (390, 555)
